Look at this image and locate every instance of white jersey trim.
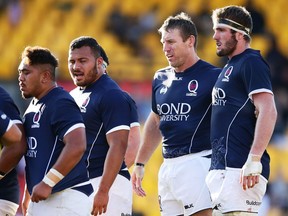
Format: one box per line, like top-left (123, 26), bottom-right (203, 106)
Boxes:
top-left (249, 89), bottom-right (273, 100)
top-left (106, 125), bottom-right (130, 135)
top-left (64, 123), bottom-right (85, 137)
top-left (130, 122), bottom-right (140, 127)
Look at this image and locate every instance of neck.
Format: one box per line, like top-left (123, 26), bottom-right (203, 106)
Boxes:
top-left (228, 42), bottom-right (250, 59)
top-left (36, 83), bottom-right (57, 100)
top-left (175, 54), bottom-right (200, 73)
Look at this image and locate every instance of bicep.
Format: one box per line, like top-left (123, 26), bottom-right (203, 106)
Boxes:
top-left (1, 123), bottom-right (22, 145)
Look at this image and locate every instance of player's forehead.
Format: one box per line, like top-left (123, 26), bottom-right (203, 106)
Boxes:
top-left (161, 28), bottom-right (182, 42)
top-left (68, 46), bottom-right (94, 59)
top-left (18, 57), bottom-right (31, 71)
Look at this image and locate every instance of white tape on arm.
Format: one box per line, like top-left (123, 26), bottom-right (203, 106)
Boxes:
top-left (242, 154), bottom-right (262, 176)
top-left (42, 168), bottom-right (65, 187)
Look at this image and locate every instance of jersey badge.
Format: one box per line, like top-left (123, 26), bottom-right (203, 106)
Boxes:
top-left (32, 104), bottom-right (46, 128)
top-left (186, 80), bottom-right (198, 96)
top-left (80, 96), bottom-right (90, 113)
top-left (222, 66), bottom-right (233, 82)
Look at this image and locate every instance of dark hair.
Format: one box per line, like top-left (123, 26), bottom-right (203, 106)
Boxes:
top-left (212, 5), bottom-right (252, 42)
top-left (69, 36), bottom-right (109, 65)
top-left (21, 46), bottom-right (58, 67)
top-left (21, 46), bottom-right (58, 79)
top-left (158, 12), bottom-right (198, 48)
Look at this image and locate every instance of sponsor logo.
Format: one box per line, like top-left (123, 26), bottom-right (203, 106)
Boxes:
top-left (246, 200), bottom-right (261, 206)
top-left (26, 137), bottom-right (37, 158)
top-left (160, 86), bottom-right (168, 94)
top-left (184, 203), bottom-right (194, 209)
top-left (157, 103), bottom-right (190, 121)
top-left (222, 66), bottom-right (233, 82)
top-left (186, 80), bottom-right (198, 96)
top-left (0, 113), bottom-right (7, 120)
top-left (158, 195), bottom-right (163, 212)
top-left (212, 87), bottom-right (227, 106)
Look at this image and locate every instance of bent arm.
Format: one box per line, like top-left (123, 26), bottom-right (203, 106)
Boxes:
top-left (0, 123), bottom-right (26, 175)
top-left (52, 126), bottom-right (86, 176)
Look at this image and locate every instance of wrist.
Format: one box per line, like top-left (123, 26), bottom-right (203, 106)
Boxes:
top-left (42, 168), bottom-right (64, 187)
top-left (248, 153), bottom-right (261, 162)
top-left (135, 162), bottom-right (145, 167)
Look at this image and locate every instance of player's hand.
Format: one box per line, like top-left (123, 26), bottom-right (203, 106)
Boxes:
top-left (240, 154), bottom-right (262, 190)
top-left (132, 165), bottom-right (146, 197)
top-left (91, 190), bottom-right (109, 216)
top-left (22, 187), bottom-right (31, 215)
top-left (31, 181), bottom-right (52, 202)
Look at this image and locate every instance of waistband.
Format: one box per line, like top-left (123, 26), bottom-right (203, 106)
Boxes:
top-left (163, 150), bottom-right (212, 164)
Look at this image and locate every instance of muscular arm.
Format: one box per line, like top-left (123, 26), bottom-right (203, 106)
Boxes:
top-left (241, 92), bottom-right (277, 190)
top-left (31, 127), bottom-right (86, 202)
top-left (0, 123), bottom-right (26, 175)
top-left (53, 127), bottom-right (86, 175)
top-left (250, 92), bottom-right (277, 156)
top-left (92, 129), bottom-right (129, 215)
top-left (125, 125), bottom-right (141, 168)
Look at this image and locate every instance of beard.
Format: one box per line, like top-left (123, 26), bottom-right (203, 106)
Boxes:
top-left (216, 34), bottom-right (238, 57)
top-left (74, 63), bottom-right (99, 87)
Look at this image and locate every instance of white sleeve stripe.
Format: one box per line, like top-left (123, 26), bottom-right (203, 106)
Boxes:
top-left (64, 123), bottom-right (85, 137)
top-left (6, 120), bottom-right (13, 131)
top-left (12, 119), bottom-right (22, 125)
top-left (106, 125), bottom-right (130, 135)
top-left (249, 89), bottom-right (273, 100)
top-left (130, 122), bottom-right (140, 127)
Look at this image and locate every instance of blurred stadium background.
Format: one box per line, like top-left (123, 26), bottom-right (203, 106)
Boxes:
top-left (1, 0), bottom-right (288, 215)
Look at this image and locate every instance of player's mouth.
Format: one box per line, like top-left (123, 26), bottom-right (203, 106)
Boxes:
top-left (19, 83), bottom-right (26, 91)
top-left (216, 41), bottom-right (222, 49)
top-left (166, 54), bottom-right (174, 61)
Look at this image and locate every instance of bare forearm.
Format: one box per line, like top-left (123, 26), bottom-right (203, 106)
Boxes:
top-left (99, 145), bottom-right (126, 193)
top-left (251, 94), bottom-right (277, 156)
top-left (125, 126), bottom-right (141, 168)
top-left (135, 112), bottom-right (162, 164)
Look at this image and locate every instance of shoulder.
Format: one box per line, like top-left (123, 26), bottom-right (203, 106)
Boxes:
top-left (153, 66), bottom-right (173, 81)
top-left (240, 49), bottom-right (269, 68)
top-left (198, 60), bottom-right (221, 73)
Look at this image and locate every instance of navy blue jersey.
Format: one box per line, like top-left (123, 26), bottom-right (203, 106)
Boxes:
top-left (210, 49), bottom-right (272, 179)
top-left (0, 86), bottom-right (22, 204)
top-left (0, 111), bottom-right (11, 137)
top-left (70, 74), bottom-right (139, 180)
top-left (23, 87), bottom-right (90, 194)
top-left (152, 60), bottom-right (221, 158)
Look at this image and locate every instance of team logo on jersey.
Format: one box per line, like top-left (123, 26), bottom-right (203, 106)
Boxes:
top-left (160, 86), bottom-right (168, 94)
top-left (222, 66), bottom-right (233, 82)
top-left (186, 80), bottom-right (198, 96)
top-left (80, 96), bottom-right (90, 113)
top-left (32, 104), bottom-right (46, 128)
top-left (0, 113), bottom-right (7, 120)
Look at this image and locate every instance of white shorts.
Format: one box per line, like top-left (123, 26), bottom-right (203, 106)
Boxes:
top-left (158, 152), bottom-right (212, 216)
top-left (90, 174), bottom-right (132, 215)
top-left (0, 199), bottom-right (18, 216)
top-left (205, 168), bottom-right (267, 214)
top-left (27, 188), bottom-right (92, 216)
